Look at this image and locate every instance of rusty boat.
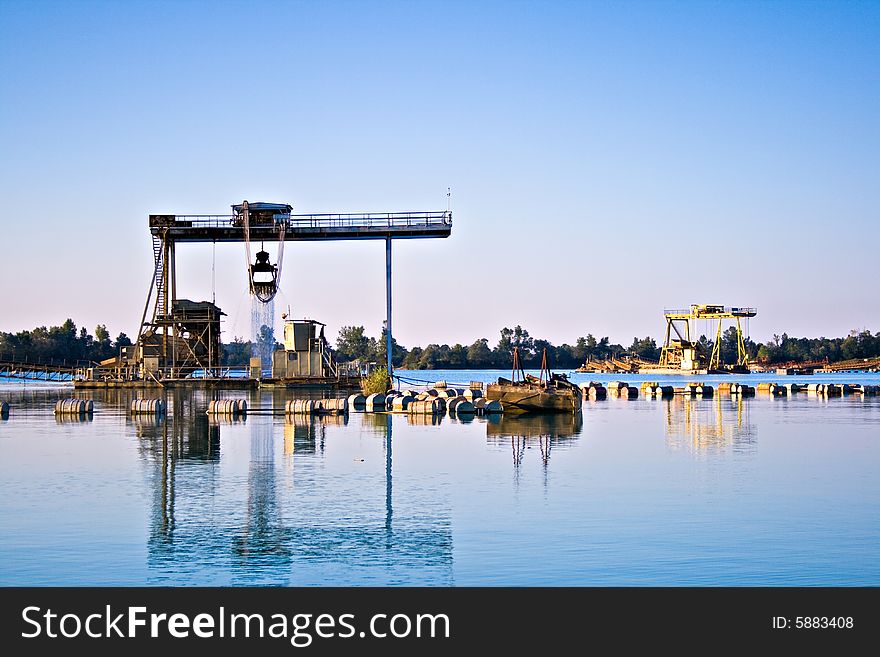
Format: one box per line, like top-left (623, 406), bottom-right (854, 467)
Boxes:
top-left (487, 347), bottom-right (582, 414)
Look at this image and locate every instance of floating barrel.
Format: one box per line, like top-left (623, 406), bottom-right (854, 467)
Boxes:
top-left (785, 383), bottom-right (800, 394)
top-left (364, 393), bottom-right (386, 411)
top-left (451, 399), bottom-right (475, 414)
top-left (587, 385), bottom-right (607, 400)
top-left (207, 399), bottom-right (247, 416)
top-left (656, 386), bottom-right (674, 398)
top-left (640, 381), bottom-right (659, 391)
top-left (55, 398), bottom-right (93, 415)
top-left (839, 384), bottom-right (853, 395)
top-left (384, 394), bottom-right (399, 410)
top-left (347, 393), bottom-right (366, 408)
top-left (434, 380), bottom-right (447, 389)
top-left (320, 398), bottom-right (349, 414)
top-left (606, 381), bottom-right (626, 391)
top-left (286, 399), bottom-right (316, 415)
top-left (756, 382), bottom-right (774, 392)
top-left (695, 385), bottom-right (714, 397)
top-left (463, 388), bottom-right (483, 400)
top-left (823, 384), bottom-right (842, 397)
top-left (717, 382), bottom-right (732, 393)
top-left (481, 400), bottom-right (503, 414)
top-left (806, 383), bottom-right (821, 393)
top-left (446, 396), bottom-right (468, 412)
top-left (423, 389), bottom-right (439, 397)
top-left (409, 399), bottom-right (440, 415)
top-left (619, 386), bottom-right (638, 399)
top-left (401, 389), bottom-right (419, 398)
top-left (391, 395), bottom-right (414, 411)
top-left (730, 384), bottom-right (755, 396)
top-left (433, 397), bottom-right (448, 412)
top-left (0, 400), bottom-right (9, 418)
top-left (130, 398), bottom-right (166, 415)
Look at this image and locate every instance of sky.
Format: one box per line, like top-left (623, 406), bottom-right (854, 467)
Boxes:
top-left (0, 0), bottom-right (877, 350)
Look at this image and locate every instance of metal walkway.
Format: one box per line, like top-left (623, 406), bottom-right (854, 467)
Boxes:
top-left (0, 358), bottom-right (78, 382)
top-left (150, 211), bottom-right (452, 242)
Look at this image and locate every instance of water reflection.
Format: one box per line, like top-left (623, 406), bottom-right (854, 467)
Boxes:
top-left (663, 395), bottom-right (756, 453)
top-left (487, 413), bottom-right (583, 469)
top-left (134, 394), bottom-right (452, 585)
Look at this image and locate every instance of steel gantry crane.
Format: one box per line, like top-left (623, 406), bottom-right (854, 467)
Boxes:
top-left (658, 304), bottom-right (757, 372)
top-left (131, 200), bottom-right (452, 381)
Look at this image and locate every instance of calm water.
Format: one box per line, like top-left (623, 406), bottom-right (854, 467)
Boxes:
top-left (1, 370), bottom-right (878, 586)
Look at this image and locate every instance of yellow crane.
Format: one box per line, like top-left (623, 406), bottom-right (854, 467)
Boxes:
top-left (658, 305), bottom-right (757, 372)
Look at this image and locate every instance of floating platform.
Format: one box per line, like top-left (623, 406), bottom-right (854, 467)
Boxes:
top-left (75, 375), bottom-right (362, 391)
top-left (75, 378), bottom-right (257, 390)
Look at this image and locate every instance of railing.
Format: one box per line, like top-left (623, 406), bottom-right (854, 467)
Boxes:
top-left (161, 211), bottom-right (452, 231)
top-left (663, 307), bottom-right (757, 317)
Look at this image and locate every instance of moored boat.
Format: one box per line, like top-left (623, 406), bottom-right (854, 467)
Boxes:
top-left (487, 348), bottom-right (582, 413)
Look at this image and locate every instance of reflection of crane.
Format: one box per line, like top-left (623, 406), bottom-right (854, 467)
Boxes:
top-left (659, 305), bottom-right (757, 372)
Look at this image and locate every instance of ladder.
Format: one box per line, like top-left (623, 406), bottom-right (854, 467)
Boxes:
top-left (152, 234), bottom-right (166, 318)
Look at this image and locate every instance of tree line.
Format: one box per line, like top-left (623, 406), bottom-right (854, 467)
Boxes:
top-left (0, 319), bottom-right (131, 364)
top-left (3, 319), bottom-right (878, 369)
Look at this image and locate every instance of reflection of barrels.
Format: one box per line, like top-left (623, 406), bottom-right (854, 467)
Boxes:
top-left (207, 399), bottom-right (247, 416)
top-left (347, 394), bottom-right (366, 408)
top-left (365, 393), bottom-right (386, 411)
top-left (409, 400), bottom-right (440, 414)
top-left (433, 397), bottom-right (447, 412)
top-left (286, 399), bottom-right (316, 415)
top-left (131, 398), bottom-right (166, 415)
top-left (731, 384), bottom-right (754, 396)
top-left (55, 398), bottom-right (93, 415)
top-left (0, 400), bottom-right (9, 418)
top-left (824, 384), bottom-right (842, 397)
top-left (320, 398), bottom-right (349, 414)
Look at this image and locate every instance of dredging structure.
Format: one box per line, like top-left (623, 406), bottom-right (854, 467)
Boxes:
top-left (75, 200), bottom-right (452, 390)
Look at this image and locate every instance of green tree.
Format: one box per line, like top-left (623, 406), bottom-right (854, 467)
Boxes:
top-left (466, 338), bottom-right (493, 367)
top-left (335, 325), bottom-right (371, 361)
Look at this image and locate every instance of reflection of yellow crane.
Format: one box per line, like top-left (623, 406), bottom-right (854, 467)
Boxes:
top-left (659, 305), bottom-right (757, 371)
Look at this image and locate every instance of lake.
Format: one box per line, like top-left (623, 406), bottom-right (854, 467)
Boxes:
top-left (1, 370), bottom-right (878, 585)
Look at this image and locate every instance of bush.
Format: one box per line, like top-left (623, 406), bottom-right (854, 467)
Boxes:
top-left (361, 366), bottom-right (391, 395)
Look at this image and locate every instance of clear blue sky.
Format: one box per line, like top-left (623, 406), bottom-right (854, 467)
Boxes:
top-left (1, 0), bottom-right (877, 348)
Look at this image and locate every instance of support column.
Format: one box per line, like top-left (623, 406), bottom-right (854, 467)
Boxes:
top-left (385, 237), bottom-right (393, 380)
